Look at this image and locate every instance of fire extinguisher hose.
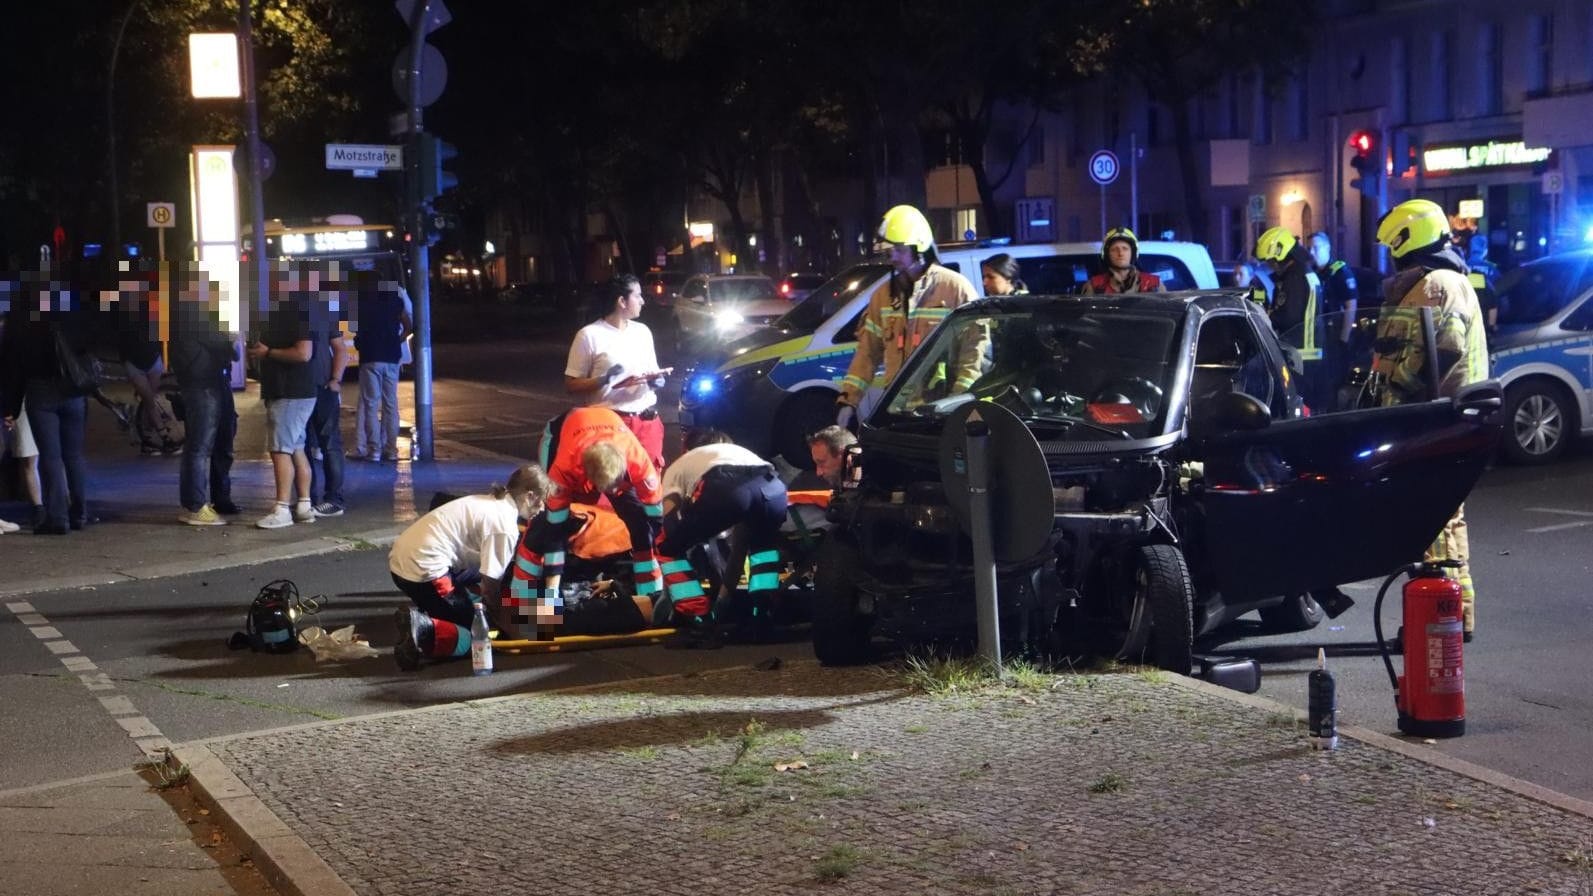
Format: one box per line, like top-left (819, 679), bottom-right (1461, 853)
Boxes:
top-left (1371, 565), bottom-right (1414, 692)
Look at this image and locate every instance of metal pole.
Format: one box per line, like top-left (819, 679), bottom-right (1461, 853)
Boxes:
top-left (1099, 184), bottom-right (1106, 238)
top-left (1130, 132), bottom-right (1138, 235)
top-left (965, 413), bottom-right (1001, 670)
top-left (406, 0), bottom-right (435, 462)
top-left (106, 0), bottom-right (140, 258)
top-left (239, 0), bottom-right (266, 346)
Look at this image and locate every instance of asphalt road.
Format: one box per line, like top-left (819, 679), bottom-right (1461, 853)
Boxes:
top-left (4, 330), bottom-right (1590, 806)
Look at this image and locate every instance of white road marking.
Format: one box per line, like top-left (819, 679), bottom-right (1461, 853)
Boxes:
top-left (7, 604), bottom-right (172, 758)
top-left (1526, 507), bottom-right (1593, 518)
top-left (1527, 521), bottom-right (1593, 534)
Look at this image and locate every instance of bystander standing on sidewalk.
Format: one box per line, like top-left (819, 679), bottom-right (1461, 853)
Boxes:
top-left (170, 266), bottom-right (240, 526)
top-left (305, 281), bottom-right (350, 517)
top-left (350, 270), bottom-right (409, 462)
top-left (115, 263), bottom-right (178, 455)
top-left (247, 265), bottom-right (318, 530)
top-left (0, 270), bottom-right (94, 534)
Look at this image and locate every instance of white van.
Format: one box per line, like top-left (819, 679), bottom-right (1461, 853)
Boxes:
top-left (678, 240), bottom-right (1219, 463)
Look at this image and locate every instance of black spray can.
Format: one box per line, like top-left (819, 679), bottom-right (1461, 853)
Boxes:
top-left (1308, 647), bottom-right (1338, 750)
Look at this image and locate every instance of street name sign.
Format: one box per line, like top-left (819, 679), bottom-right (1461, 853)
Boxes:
top-left (325, 144), bottom-right (403, 171)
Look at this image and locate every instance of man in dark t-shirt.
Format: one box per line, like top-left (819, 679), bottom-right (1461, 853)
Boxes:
top-left (246, 273), bottom-right (319, 529)
top-left (351, 272), bottom-right (410, 461)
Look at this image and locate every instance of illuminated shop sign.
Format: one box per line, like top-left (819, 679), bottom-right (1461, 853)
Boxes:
top-left (1423, 139), bottom-right (1552, 174)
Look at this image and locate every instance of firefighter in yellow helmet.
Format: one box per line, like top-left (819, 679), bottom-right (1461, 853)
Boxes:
top-left (836, 205), bottom-right (983, 426)
top-left (1083, 227), bottom-right (1166, 294)
top-left (1371, 198), bottom-right (1489, 641)
top-left (1256, 225), bottom-right (1332, 413)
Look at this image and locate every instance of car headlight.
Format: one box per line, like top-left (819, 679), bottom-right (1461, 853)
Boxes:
top-left (713, 309), bottom-right (744, 329)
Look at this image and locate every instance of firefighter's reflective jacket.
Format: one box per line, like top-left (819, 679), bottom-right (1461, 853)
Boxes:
top-left (839, 263), bottom-right (983, 406)
top-left (1372, 266), bottom-right (1488, 403)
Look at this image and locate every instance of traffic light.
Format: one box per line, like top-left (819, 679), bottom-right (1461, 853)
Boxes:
top-left (1348, 129), bottom-right (1380, 198)
top-left (415, 133), bottom-right (459, 202)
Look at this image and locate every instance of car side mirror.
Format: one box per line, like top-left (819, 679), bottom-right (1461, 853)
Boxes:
top-left (1211, 391), bottom-right (1271, 431)
top-left (1453, 380), bottom-right (1503, 418)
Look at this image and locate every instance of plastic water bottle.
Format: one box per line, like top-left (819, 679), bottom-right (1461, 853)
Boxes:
top-left (470, 602), bottom-right (493, 676)
top-left (1308, 647), bottom-right (1337, 750)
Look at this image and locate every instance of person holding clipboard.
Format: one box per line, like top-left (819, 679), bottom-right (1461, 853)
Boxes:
top-left (563, 274), bottom-right (671, 473)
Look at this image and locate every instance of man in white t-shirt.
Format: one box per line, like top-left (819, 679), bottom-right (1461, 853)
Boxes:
top-left (387, 465), bottom-right (548, 670)
top-left (564, 274), bottom-right (669, 473)
top-left (655, 432), bottom-right (788, 644)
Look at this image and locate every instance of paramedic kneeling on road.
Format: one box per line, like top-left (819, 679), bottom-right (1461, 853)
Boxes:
top-left (516, 406), bottom-right (665, 631)
top-left (389, 464), bottom-right (549, 670)
top-left (655, 436), bottom-right (789, 643)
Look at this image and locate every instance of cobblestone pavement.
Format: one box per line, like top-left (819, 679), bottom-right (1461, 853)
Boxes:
top-left (205, 663), bottom-right (1593, 896)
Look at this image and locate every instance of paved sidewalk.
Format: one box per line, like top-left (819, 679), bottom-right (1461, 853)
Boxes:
top-left (1, 381), bottom-right (527, 598)
top-left (0, 380), bottom-right (532, 895)
top-left (179, 662), bottom-right (1593, 896)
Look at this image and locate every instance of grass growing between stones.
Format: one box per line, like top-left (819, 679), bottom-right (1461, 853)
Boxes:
top-left (813, 844), bottom-right (863, 880)
top-left (898, 652), bottom-right (1056, 695)
top-left (1088, 771), bottom-right (1129, 794)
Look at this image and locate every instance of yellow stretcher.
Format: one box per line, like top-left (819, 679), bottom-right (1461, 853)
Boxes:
top-left (489, 628), bottom-right (677, 654)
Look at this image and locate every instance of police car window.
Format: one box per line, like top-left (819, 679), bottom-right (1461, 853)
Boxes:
top-left (1495, 257), bottom-right (1585, 326)
top-left (1137, 254), bottom-right (1196, 291)
top-left (1560, 294), bottom-right (1593, 331)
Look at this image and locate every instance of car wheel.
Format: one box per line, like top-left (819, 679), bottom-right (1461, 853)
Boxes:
top-left (775, 390), bottom-right (840, 468)
top-left (1503, 381), bottom-right (1575, 465)
top-left (811, 536), bottom-right (874, 666)
top-left (1092, 544), bottom-right (1194, 673)
top-left (1258, 593), bottom-right (1325, 633)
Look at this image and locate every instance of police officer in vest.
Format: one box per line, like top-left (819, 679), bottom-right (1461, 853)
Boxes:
top-left (1371, 199), bottom-right (1489, 641)
top-left (1308, 232), bottom-right (1360, 410)
top-left (1466, 235), bottom-right (1500, 333)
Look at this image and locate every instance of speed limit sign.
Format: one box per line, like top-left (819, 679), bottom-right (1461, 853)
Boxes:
top-left (1088, 150), bottom-right (1120, 186)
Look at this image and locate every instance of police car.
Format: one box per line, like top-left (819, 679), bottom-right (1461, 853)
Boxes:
top-left (679, 241), bottom-right (1219, 464)
top-left (1486, 249), bottom-right (1593, 463)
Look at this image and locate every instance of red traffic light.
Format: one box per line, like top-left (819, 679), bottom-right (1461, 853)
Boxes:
top-left (1349, 130), bottom-right (1375, 157)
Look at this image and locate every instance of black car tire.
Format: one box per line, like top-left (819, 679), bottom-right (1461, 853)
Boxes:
top-left (1096, 544), bottom-right (1194, 673)
top-left (1258, 593), bottom-right (1325, 632)
top-left (775, 389), bottom-right (842, 468)
top-left (811, 536), bottom-right (874, 666)
top-left (1502, 380), bottom-right (1575, 465)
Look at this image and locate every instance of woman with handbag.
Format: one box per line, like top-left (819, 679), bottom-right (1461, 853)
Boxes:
top-left (0, 274), bottom-right (94, 535)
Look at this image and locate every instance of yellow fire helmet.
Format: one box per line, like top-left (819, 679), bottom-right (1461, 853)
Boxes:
top-left (1376, 198), bottom-right (1450, 259)
top-left (1255, 226), bottom-right (1298, 263)
top-left (1102, 226), bottom-right (1139, 263)
top-left (876, 205), bottom-right (935, 254)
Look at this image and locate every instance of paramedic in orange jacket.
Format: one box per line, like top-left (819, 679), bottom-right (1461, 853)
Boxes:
top-left (515, 407), bottom-right (663, 631)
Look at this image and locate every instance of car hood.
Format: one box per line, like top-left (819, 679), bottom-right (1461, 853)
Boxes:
top-left (699, 327), bottom-right (806, 372)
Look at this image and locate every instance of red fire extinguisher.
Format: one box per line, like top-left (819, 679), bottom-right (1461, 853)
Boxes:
top-left (1373, 561), bottom-right (1466, 738)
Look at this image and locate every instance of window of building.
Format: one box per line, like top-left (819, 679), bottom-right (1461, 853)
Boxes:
top-left (1028, 124), bottom-right (1046, 169)
top-left (1479, 22), bottom-right (1502, 115)
top-left (1253, 78), bottom-right (1273, 145)
top-left (1225, 74), bottom-right (1244, 139)
top-left (1431, 29), bottom-right (1454, 121)
top-left (1391, 35), bottom-right (1410, 123)
top-left (953, 208), bottom-right (978, 241)
top-left (1069, 98), bottom-right (1085, 166)
top-left (1290, 73), bottom-right (1309, 141)
top-left (1528, 14), bottom-right (1554, 95)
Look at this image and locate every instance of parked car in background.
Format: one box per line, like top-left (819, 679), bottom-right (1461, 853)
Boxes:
top-left (778, 272), bottom-right (829, 302)
top-left (673, 273), bottom-right (784, 355)
top-left (1488, 249), bottom-right (1593, 463)
top-left (679, 241), bottom-right (1219, 465)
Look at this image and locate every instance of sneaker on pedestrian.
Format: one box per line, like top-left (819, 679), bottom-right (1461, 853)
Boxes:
top-left (312, 501), bottom-right (344, 518)
top-left (0, 518), bottom-right (19, 534)
top-left (212, 500), bottom-right (242, 516)
top-left (179, 505), bottom-right (226, 527)
top-left (140, 444), bottom-right (163, 456)
top-left (256, 504), bottom-right (294, 529)
top-left (292, 501), bottom-right (316, 524)
top-left (346, 450), bottom-right (371, 461)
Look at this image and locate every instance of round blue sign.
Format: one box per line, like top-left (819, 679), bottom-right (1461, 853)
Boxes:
top-left (1089, 150), bottom-right (1120, 186)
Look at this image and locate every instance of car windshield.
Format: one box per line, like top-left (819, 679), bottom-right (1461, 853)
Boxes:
top-left (1495, 256), bottom-right (1586, 326)
top-left (713, 278), bottom-right (776, 303)
top-left (880, 304), bottom-right (1181, 439)
top-left (775, 264), bottom-right (890, 332)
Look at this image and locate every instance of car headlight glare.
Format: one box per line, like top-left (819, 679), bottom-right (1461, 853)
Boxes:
top-left (690, 374), bottom-right (717, 397)
top-left (713, 309), bottom-right (744, 328)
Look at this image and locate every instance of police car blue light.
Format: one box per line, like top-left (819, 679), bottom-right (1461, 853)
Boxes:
top-left (690, 373), bottom-right (717, 397)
